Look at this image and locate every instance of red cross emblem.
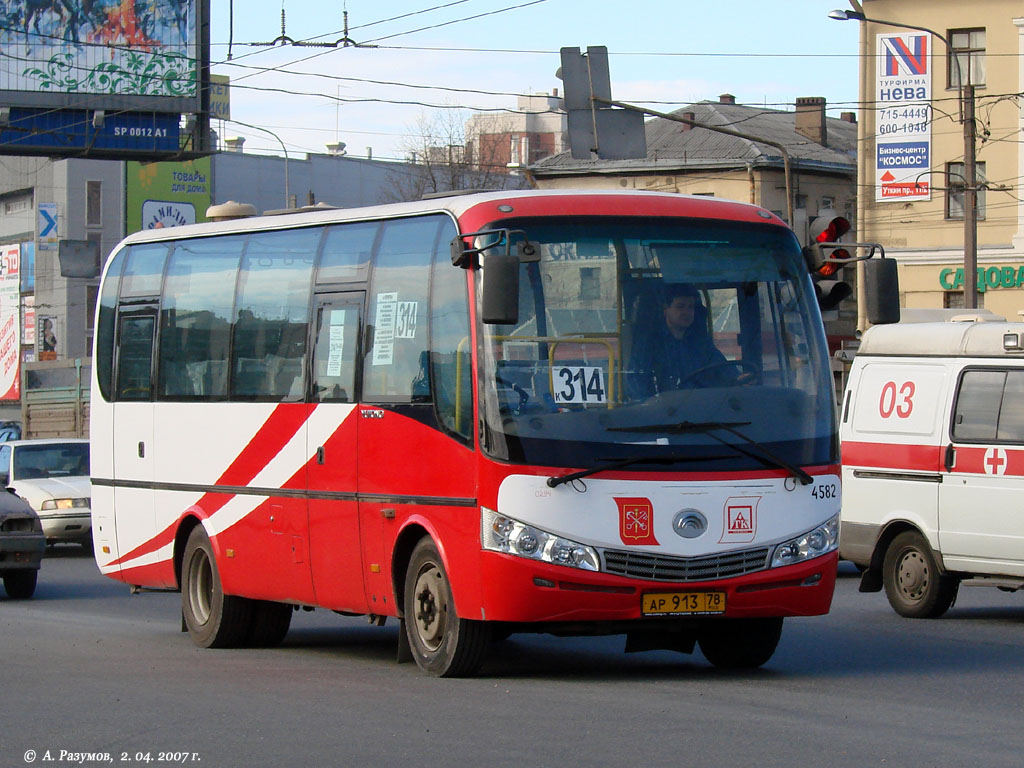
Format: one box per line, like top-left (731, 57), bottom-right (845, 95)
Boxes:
top-left (984, 447), bottom-right (1008, 476)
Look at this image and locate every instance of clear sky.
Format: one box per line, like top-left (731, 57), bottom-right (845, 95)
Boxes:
top-left (209, 0), bottom-right (864, 161)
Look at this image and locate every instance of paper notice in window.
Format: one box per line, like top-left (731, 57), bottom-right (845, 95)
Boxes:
top-left (372, 292), bottom-right (398, 365)
top-left (326, 309), bottom-right (345, 376)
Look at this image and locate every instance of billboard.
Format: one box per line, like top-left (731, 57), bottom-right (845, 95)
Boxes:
top-left (875, 33), bottom-right (932, 203)
top-left (0, 1), bottom-right (210, 160)
top-left (0, 245), bottom-right (21, 400)
top-left (0, 1), bottom-right (203, 110)
top-left (126, 156), bottom-right (211, 234)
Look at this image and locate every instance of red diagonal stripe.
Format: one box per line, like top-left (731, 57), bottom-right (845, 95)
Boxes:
top-left (108, 404), bottom-right (311, 567)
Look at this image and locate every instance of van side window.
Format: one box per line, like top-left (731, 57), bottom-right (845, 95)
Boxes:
top-left (951, 369), bottom-right (1024, 442)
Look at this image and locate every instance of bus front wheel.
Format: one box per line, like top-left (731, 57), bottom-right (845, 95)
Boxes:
top-left (698, 617), bottom-right (783, 669)
top-left (181, 526), bottom-right (253, 648)
top-left (403, 537), bottom-right (489, 677)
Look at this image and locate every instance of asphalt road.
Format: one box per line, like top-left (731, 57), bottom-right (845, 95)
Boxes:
top-left (3, 549), bottom-right (1023, 768)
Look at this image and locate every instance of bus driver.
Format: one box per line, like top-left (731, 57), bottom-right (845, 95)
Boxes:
top-left (630, 284), bottom-right (736, 396)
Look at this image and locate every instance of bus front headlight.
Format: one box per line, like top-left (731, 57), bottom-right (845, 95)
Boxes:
top-left (770, 514), bottom-right (840, 568)
top-left (481, 507), bottom-right (599, 572)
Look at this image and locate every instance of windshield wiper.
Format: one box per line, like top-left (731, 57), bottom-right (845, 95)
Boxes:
top-left (607, 420), bottom-right (814, 485)
top-left (546, 453), bottom-right (724, 488)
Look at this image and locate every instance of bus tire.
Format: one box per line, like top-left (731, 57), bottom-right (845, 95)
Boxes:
top-left (245, 600), bottom-right (292, 647)
top-left (882, 531), bottom-right (958, 619)
top-left (3, 569), bottom-right (37, 599)
top-left (181, 526), bottom-right (252, 648)
top-left (403, 537), bottom-right (489, 677)
top-left (698, 617), bottom-right (783, 669)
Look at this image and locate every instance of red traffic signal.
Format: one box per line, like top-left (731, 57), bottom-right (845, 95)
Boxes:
top-left (811, 215), bottom-right (851, 245)
top-left (805, 215), bottom-right (853, 276)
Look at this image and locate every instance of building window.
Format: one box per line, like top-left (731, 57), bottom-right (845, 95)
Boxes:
top-left (820, 196), bottom-right (835, 210)
top-left (943, 290), bottom-right (984, 310)
top-left (579, 267), bottom-right (600, 300)
top-left (948, 28), bottom-right (985, 88)
top-left (86, 180), bottom-right (102, 227)
top-left (946, 162), bottom-right (986, 220)
top-left (3, 193), bottom-right (32, 215)
top-left (86, 285), bottom-right (98, 333)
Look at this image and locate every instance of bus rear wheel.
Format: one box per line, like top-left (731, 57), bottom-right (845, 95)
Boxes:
top-left (181, 526), bottom-right (252, 648)
top-left (698, 617), bottom-right (783, 669)
top-left (403, 537), bottom-right (489, 677)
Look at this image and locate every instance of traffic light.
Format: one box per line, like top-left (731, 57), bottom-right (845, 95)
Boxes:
top-left (804, 215), bottom-right (854, 311)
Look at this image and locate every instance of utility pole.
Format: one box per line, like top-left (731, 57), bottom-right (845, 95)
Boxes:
top-left (963, 83), bottom-right (979, 309)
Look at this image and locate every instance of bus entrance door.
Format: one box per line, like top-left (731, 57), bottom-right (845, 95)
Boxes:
top-left (306, 292), bottom-right (368, 613)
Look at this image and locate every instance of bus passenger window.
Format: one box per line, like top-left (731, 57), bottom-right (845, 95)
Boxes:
top-left (363, 216), bottom-right (440, 402)
top-left (231, 229), bottom-right (316, 401)
top-left (158, 236), bottom-right (244, 399)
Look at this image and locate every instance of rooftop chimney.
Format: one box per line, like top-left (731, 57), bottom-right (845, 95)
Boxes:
top-left (326, 141), bottom-right (347, 156)
top-left (719, 93), bottom-right (736, 105)
top-left (224, 136), bottom-right (245, 153)
top-left (680, 111), bottom-right (696, 131)
top-left (795, 97), bottom-right (827, 146)
top-left (840, 111), bottom-right (857, 124)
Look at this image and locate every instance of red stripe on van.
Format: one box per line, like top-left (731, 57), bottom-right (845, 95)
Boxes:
top-left (841, 441), bottom-right (942, 472)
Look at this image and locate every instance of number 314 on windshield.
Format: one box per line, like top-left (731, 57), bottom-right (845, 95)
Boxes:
top-left (554, 366), bottom-right (607, 404)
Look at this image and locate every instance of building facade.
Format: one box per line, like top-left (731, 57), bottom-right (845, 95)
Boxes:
top-left (465, 91), bottom-right (567, 172)
top-left (856, 0), bottom-right (1024, 319)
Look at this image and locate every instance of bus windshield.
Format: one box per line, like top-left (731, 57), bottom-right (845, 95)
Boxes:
top-left (477, 216), bottom-right (836, 472)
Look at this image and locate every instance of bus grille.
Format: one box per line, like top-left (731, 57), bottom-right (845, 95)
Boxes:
top-left (601, 546), bottom-right (771, 582)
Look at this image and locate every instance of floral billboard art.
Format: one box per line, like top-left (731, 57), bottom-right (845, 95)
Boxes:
top-left (0, 1), bottom-right (197, 99)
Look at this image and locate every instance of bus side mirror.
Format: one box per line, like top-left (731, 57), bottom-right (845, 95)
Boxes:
top-left (864, 258), bottom-right (900, 325)
top-left (481, 252), bottom-right (520, 325)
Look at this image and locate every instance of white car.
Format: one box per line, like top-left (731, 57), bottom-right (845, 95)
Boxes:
top-left (0, 439), bottom-right (91, 548)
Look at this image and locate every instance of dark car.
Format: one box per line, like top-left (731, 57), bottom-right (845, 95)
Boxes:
top-left (0, 487), bottom-right (45, 599)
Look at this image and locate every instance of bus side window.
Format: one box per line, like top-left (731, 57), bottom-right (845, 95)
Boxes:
top-left (363, 216), bottom-right (440, 402)
top-left (430, 219), bottom-right (472, 441)
top-left (158, 236), bottom-right (244, 399)
top-left (231, 229), bottom-right (317, 401)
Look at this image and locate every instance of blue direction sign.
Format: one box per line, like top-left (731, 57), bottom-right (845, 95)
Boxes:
top-left (38, 203), bottom-right (58, 251)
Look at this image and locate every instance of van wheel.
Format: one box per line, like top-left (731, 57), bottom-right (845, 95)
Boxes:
top-left (403, 538), bottom-right (489, 677)
top-left (181, 526), bottom-right (252, 647)
top-left (697, 617), bottom-right (783, 669)
top-left (883, 531), bottom-right (959, 618)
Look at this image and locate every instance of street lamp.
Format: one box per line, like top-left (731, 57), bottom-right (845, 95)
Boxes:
top-left (830, 8), bottom-right (980, 310)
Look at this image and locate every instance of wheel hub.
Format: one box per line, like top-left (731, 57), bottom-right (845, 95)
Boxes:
top-left (413, 567), bottom-right (446, 651)
top-left (897, 550), bottom-right (928, 600)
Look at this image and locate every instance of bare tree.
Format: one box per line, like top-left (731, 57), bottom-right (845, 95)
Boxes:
top-left (382, 108), bottom-right (524, 203)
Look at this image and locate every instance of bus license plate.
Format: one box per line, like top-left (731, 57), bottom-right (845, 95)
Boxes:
top-left (641, 591), bottom-right (726, 616)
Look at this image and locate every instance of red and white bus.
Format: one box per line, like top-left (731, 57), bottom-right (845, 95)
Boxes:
top-left (93, 190), bottom-right (848, 676)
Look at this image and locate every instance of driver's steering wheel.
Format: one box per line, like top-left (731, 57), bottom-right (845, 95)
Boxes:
top-left (678, 359), bottom-right (761, 387)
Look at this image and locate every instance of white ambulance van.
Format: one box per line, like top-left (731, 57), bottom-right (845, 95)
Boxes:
top-left (840, 316), bottom-right (1024, 618)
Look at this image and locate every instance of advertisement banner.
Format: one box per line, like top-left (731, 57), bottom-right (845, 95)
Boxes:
top-left (0, 245), bottom-right (21, 399)
top-left (126, 157), bottom-right (212, 234)
top-left (875, 33), bottom-right (932, 203)
top-left (23, 295), bottom-right (35, 348)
